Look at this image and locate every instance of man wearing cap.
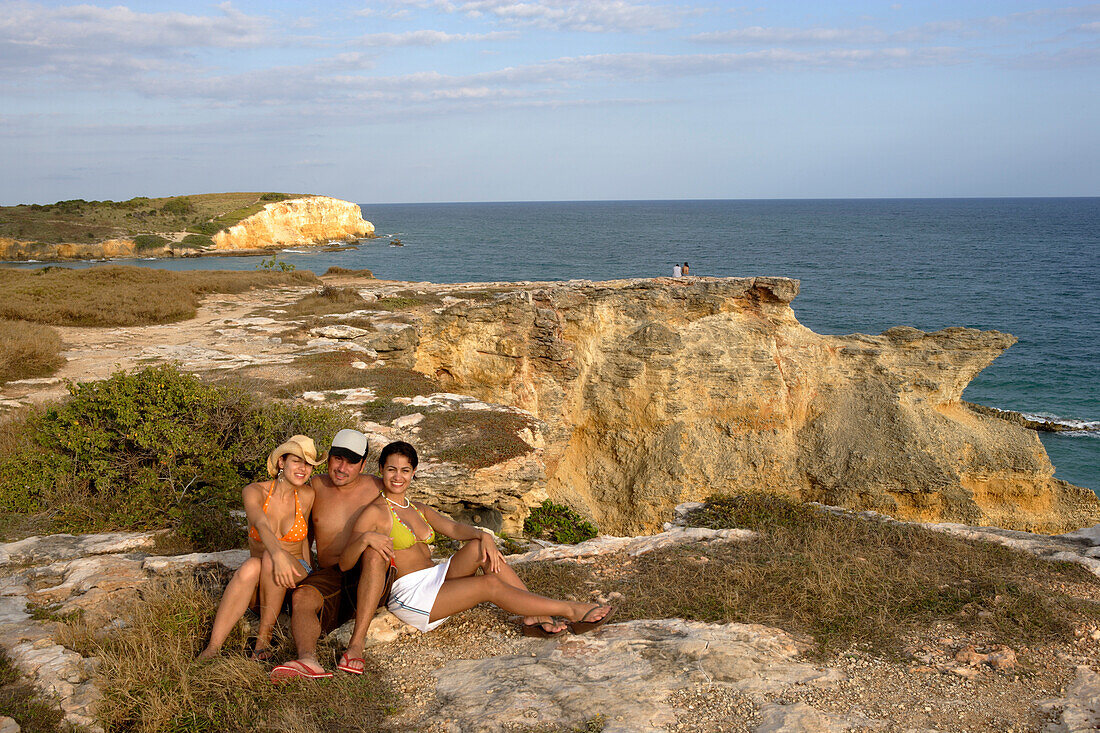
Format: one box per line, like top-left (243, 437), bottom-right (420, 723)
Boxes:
top-left (272, 429), bottom-right (393, 681)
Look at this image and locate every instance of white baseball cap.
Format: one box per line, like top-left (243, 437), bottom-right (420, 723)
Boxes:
top-left (329, 429), bottom-right (368, 462)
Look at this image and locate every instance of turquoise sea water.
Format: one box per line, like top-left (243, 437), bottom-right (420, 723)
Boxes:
top-left (27, 198), bottom-right (1099, 493)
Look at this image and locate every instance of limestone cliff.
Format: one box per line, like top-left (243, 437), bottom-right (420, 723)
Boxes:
top-left (211, 196), bottom-right (374, 251)
top-left (409, 277), bottom-right (1100, 535)
top-left (0, 237), bottom-right (147, 260)
top-left (0, 195), bottom-right (374, 261)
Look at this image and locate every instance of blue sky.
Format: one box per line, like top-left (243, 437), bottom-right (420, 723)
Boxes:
top-left (1, 0), bottom-right (1098, 203)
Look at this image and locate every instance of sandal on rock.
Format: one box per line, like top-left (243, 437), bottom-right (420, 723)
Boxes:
top-left (521, 619), bottom-right (567, 638)
top-left (568, 606), bottom-right (614, 635)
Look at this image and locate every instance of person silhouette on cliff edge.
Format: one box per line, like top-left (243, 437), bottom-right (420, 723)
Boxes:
top-left (270, 429), bottom-right (394, 681)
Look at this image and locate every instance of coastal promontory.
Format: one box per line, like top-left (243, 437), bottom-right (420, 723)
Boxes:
top-left (0, 192), bottom-right (374, 261)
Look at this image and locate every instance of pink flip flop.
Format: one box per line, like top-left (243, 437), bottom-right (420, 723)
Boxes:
top-left (337, 653), bottom-right (365, 675)
top-left (270, 660), bottom-right (333, 683)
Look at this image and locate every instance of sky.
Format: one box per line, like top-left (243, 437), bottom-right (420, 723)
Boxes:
top-left (1, 0), bottom-right (1098, 204)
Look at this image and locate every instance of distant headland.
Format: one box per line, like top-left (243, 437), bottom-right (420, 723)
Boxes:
top-left (0, 192), bottom-right (375, 261)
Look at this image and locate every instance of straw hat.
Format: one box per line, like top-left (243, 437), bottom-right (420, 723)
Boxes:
top-left (267, 435), bottom-right (327, 477)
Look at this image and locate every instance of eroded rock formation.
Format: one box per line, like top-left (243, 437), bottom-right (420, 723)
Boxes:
top-left (211, 195), bottom-right (374, 251)
top-left (410, 277), bottom-right (1100, 534)
top-left (0, 195), bottom-right (374, 261)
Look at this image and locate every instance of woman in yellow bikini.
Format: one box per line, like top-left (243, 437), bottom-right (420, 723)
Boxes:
top-left (338, 441), bottom-right (611, 658)
top-left (199, 435), bottom-right (323, 660)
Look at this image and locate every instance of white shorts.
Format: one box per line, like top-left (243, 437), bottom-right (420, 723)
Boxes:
top-left (387, 557), bottom-right (452, 632)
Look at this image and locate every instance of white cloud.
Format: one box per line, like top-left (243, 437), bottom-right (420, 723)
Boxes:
top-left (692, 26), bottom-right (886, 45)
top-left (403, 0), bottom-right (683, 32)
top-left (692, 5), bottom-right (1100, 46)
top-left (351, 29), bottom-right (515, 46)
top-left (0, 1), bottom-right (272, 50)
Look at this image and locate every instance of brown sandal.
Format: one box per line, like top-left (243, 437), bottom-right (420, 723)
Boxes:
top-left (568, 606), bottom-right (614, 635)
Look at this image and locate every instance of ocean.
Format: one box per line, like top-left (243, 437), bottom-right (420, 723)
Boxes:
top-left (30, 198), bottom-right (1100, 493)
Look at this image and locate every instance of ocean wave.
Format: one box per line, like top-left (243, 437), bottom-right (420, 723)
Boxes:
top-left (1018, 411), bottom-right (1100, 433)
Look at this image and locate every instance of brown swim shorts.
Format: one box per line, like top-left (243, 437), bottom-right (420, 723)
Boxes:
top-left (296, 564), bottom-right (362, 634)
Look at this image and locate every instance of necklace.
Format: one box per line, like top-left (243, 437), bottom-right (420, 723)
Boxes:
top-left (383, 492), bottom-right (411, 509)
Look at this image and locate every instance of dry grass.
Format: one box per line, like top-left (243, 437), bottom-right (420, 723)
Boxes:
top-left (283, 286), bottom-right (369, 318)
top-left (274, 355), bottom-right (441, 403)
top-left (0, 319), bottom-right (64, 382)
top-left (68, 576), bottom-right (396, 733)
top-left (420, 410), bottom-right (536, 469)
top-left (0, 267), bottom-right (317, 327)
top-left (519, 494), bottom-right (1100, 658)
top-left (323, 266), bottom-right (375, 278)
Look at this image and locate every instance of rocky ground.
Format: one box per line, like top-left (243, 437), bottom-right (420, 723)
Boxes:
top-left (0, 510), bottom-right (1098, 732)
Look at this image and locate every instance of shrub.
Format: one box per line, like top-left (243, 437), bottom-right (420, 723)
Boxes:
top-left (132, 234), bottom-right (168, 251)
top-left (258, 253), bottom-right (294, 272)
top-left (0, 320), bottom-right (63, 383)
top-left (160, 197), bottom-right (194, 215)
top-left (187, 222), bottom-right (221, 236)
top-left (0, 365), bottom-right (347, 549)
top-left (259, 192), bottom-right (288, 202)
top-left (524, 500), bottom-right (598, 544)
top-left (323, 266), bottom-right (375, 278)
top-left (178, 234), bottom-right (214, 249)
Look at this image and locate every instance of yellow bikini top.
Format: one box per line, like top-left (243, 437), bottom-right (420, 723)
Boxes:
top-left (386, 498), bottom-right (435, 551)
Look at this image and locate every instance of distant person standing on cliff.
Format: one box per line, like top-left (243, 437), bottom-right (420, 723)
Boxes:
top-left (682, 262), bottom-right (689, 276)
top-left (672, 263), bottom-right (682, 277)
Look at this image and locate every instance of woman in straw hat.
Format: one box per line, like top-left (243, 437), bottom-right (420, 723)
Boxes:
top-left (199, 435), bottom-right (325, 660)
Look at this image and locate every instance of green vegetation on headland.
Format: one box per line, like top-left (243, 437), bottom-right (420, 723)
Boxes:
top-left (0, 192), bottom-right (297, 246)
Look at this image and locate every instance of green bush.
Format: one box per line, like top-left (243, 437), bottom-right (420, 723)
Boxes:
top-left (132, 234), bottom-right (168, 251)
top-left (0, 365), bottom-right (346, 550)
top-left (260, 193), bottom-right (288, 202)
top-left (187, 222), bottom-right (221, 236)
top-left (178, 234), bottom-right (214, 249)
top-left (524, 500), bottom-right (598, 544)
top-left (160, 197), bottom-right (194, 215)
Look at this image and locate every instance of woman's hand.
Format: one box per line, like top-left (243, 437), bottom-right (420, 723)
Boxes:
top-left (361, 531), bottom-right (395, 562)
top-left (272, 548), bottom-right (306, 588)
top-left (478, 531), bottom-right (503, 573)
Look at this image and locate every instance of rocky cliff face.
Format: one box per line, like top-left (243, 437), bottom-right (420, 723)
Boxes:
top-left (0, 195), bottom-right (374, 261)
top-left (410, 277), bottom-right (1100, 534)
top-left (0, 237), bottom-right (149, 261)
top-left (212, 196), bottom-right (374, 251)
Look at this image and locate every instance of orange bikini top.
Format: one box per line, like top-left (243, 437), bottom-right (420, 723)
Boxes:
top-left (248, 480), bottom-right (308, 543)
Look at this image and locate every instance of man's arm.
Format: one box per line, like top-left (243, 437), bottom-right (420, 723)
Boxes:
top-left (338, 502), bottom-right (393, 571)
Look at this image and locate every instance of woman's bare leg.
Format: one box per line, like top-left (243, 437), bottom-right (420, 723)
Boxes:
top-left (428, 573), bottom-right (609, 626)
top-left (254, 552), bottom-right (291, 657)
top-left (198, 557), bottom-right (262, 659)
top-left (444, 541), bottom-right (562, 630)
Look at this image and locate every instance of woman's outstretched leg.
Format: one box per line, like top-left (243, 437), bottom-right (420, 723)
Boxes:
top-left (198, 557), bottom-right (262, 659)
top-left (444, 539), bottom-right (563, 631)
top-left (254, 552), bottom-right (292, 659)
top-left (428, 573), bottom-right (609, 628)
